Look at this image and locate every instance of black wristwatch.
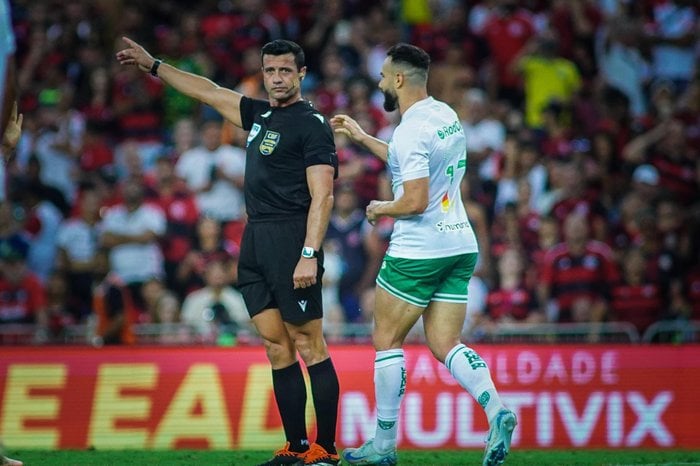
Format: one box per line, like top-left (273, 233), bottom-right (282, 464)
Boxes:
top-left (150, 59), bottom-right (162, 77)
top-left (301, 246), bottom-right (318, 259)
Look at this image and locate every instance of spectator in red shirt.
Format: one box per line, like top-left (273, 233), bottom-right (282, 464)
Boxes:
top-left (611, 247), bottom-right (663, 336)
top-left (538, 212), bottom-right (620, 331)
top-left (485, 248), bottom-right (542, 325)
top-left (310, 51), bottom-right (349, 117)
top-left (175, 216), bottom-right (238, 298)
top-left (479, 0), bottom-right (536, 106)
top-left (623, 118), bottom-right (699, 206)
top-left (525, 215), bottom-right (559, 291)
top-left (148, 155), bottom-right (199, 291)
top-left (547, 156), bottom-right (609, 242)
top-left (79, 121), bottom-right (114, 173)
top-left (0, 235), bottom-right (48, 342)
top-left (111, 65), bottom-right (164, 144)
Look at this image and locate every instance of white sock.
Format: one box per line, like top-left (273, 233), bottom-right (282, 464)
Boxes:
top-left (373, 349), bottom-right (405, 453)
top-left (445, 343), bottom-right (504, 424)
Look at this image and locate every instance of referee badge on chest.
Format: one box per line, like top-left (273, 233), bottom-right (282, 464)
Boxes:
top-left (259, 130), bottom-right (281, 156)
top-left (246, 123), bottom-right (261, 148)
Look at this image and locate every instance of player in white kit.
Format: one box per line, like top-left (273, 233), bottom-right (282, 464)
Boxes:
top-left (331, 43), bottom-right (516, 466)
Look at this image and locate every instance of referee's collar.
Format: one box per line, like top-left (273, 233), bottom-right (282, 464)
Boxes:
top-left (270, 98), bottom-right (308, 110)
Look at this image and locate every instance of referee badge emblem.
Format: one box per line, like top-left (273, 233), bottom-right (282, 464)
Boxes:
top-left (246, 123), bottom-right (261, 148)
top-left (259, 130), bottom-right (281, 155)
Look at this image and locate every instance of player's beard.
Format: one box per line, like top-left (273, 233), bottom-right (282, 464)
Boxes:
top-left (382, 89), bottom-right (398, 112)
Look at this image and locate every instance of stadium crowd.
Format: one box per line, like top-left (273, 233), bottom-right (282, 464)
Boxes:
top-left (0, 0), bottom-right (698, 345)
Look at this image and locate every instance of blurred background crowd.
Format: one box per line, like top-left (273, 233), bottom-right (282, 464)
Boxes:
top-left (0, 0), bottom-right (698, 346)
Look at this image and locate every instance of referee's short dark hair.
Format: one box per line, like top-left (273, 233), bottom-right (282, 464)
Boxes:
top-left (387, 43), bottom-right (430, 72)
top-left (261, 39), bottom-right (305, 70)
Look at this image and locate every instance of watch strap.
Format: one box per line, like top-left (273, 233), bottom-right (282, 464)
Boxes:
top-left (150, 59), bottom-right (162, 77)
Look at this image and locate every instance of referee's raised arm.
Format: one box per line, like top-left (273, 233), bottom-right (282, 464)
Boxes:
top-left (116, 36), bottom-right (244, 127)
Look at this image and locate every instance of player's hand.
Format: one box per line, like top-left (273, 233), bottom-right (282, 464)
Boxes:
top-left (366, 200), bottom-right (385, 226)
top-left (2, 101), bottom-right (23, 153)
top-left (116, 37), bottom-right (157, 74)
top-left (330, 114), bottom-right (368, 143)
top-left (293, 257), bottom-right (317, 289)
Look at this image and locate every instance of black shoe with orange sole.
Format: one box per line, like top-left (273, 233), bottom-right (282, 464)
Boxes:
top-left (256, 442), bottom-right (307, 466)
top-left (301, 443), bottom-right (340, 466)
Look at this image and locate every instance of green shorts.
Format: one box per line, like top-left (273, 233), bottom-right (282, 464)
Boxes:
top-left (376, 253), bottom-right (478, 307)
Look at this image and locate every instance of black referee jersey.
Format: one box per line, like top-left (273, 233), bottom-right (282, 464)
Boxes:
top-left (239, 96), bottom-right (338, 221)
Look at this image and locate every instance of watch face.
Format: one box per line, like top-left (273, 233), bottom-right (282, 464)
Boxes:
top-left (302, 247), bottom-right (315, 258)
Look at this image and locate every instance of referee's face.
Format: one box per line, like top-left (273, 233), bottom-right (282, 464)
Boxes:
top-left (262, 53), bottom-right (306, 107)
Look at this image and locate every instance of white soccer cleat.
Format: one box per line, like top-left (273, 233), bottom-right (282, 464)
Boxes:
top-left (0, 456), bottom-right (23, 466)
top-left (483, 409), bottom-right (517, 466)
top-left (342, 439), bottom-right (397, 466)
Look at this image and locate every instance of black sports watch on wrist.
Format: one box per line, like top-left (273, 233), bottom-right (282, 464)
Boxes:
top-left (301, 246), bottom-right (318, 259)
top-left (150, 59), bottom-right (162, 77)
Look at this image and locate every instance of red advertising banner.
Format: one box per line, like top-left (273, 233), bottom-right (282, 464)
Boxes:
top-left (0, 345), bottom-right (697, 450)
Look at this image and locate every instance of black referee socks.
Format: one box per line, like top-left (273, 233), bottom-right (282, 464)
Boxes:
top-left (272, 361), bottom-right (309, 453)
top-left (308, 357), bottom-right (340, 454)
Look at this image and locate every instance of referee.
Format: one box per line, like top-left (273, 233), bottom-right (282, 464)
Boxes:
top-left (117, 38), bottom-right (340, 466)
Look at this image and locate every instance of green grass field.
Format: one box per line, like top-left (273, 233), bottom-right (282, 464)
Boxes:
top-left (5, 449), bottom-right (700, 466)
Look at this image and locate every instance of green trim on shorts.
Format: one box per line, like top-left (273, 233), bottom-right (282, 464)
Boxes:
top-left (433, 292), bottom-right (469, 303)
top-left (376, 253), bottom-right (478, 307)
top-left (376, 274), bottom-right (430, 307)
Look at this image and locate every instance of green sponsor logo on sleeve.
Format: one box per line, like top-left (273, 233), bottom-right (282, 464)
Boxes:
top-left (437, 120), bottom-right (463, 140)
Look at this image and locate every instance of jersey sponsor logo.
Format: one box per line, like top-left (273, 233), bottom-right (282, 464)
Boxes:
top-left (246, 123), bottom-right (261, 147)
top-left (440, 192), bottom-right (451, 213)
top-left (435, 220), bottom-right (471, 233)
top-left (436, 120), bottom-right (463, 140)
top-left (298, 300), bottom-right (308, 312)
top-left (259, 130), bottom-right (281, 155)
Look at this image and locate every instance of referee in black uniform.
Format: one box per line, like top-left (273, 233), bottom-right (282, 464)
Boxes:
top-left (117, 38), bottom-right (340, 466)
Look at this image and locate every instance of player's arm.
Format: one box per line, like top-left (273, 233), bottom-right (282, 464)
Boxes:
top-left (330, 114), bottom-right (389, 162)
top-left (293, 164), bottom-right (335, 289)
top-left (366, 177), bottom-right (428, 224)
top-left (304, 164), bottom-right (335, 251)
top-left (1, 57), bottom-right (16, 138)
top-left (116, 37), bottom-right (244, 127)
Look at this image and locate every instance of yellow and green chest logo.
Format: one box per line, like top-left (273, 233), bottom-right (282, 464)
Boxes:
top-left (259, 130), bottom-right (281, 155)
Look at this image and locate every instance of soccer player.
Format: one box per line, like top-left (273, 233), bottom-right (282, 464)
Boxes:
top-left (117, 38), bottom-right (340, 466)
top-left (331, 43), bottom-right (516, 466)
top-left (1, 2), bottom-right (24, 463)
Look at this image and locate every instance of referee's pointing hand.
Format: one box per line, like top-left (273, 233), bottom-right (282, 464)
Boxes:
top-left (116, 37), bottom-right (158, 74)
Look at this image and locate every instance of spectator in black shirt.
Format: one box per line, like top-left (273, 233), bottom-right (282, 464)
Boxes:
top-left (117, 38), bottom-right (340, 466)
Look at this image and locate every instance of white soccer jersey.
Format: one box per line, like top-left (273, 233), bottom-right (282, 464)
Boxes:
top-left (385, 97), bottom-right (478, 259)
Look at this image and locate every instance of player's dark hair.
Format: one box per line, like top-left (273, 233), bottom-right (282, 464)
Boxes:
top-left (386, 43), bottom-right (430, 72)
top-left (261, 40), bottom-right (305, 70)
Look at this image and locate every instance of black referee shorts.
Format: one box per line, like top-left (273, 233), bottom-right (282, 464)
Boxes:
top-left (237, 218), bottom-right (324, 324)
